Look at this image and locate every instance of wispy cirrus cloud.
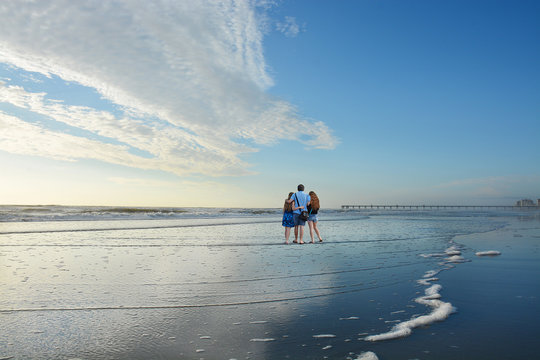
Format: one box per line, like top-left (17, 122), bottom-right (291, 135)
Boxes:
top-left (0, 0), bottom-right (337, 176)
top-left (276, 16), bottom-right (303, 38)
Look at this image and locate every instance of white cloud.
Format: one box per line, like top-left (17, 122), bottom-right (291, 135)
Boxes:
top-left (0, 0), bottom-right (337, 176)
top-left (0, 83), bottom-right (252, 176)
top-left (276, 16), bottom-right (302, 38)
top-left (0, 111), bottom-right (140, 165)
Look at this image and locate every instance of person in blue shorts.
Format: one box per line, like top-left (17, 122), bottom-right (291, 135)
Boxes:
top-left (291, 184), bottom-right (310, 244)
top-left (282, 192), bottom-right (300, 244)
top-left (307, 191), bottom-right (323, 243)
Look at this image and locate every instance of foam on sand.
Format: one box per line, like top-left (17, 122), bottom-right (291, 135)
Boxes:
top-left (313, 334), bottom-right (336, 338)
top-left (445, 245), bottom-right (462, 256)
top-left (417, 277), bottom-right (438, 286)
top-left (249, 338), bottom-right (275, 342)
top-left (365, 284), bottom-right (454, 342)
top-left (423, 270), bottom-right (440, 278)
top-left (417, 269), bottom-right (440, 285)
top-left (355, 351), bottom-right (379, 360)
top-left (476, 250), bottom-right (501, 256)
top-left (420, 245), bottom-right (463, 259)
top-left (419, 253), bottom-right (445, 258)
top-left (445, 255), bottom-right (467, 263)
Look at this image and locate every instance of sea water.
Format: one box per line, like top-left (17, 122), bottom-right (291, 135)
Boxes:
top-left (0, 206), bottom-right (539, 359)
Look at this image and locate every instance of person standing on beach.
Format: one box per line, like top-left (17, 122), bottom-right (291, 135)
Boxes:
top-left (282, 192), bottom-right (301, 244)
top-left (291, 184), bottom-right (310, 244)
top-left (307, 191), bottom-right (323, 243)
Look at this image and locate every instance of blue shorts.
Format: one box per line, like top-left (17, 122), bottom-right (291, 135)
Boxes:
top-left (308, 214), bottom-right (318, 222)
top-left (293, 213), bottom-right (306, 226)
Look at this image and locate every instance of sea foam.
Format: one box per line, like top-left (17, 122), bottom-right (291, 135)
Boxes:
top-left (313, 334), bottom-right (336, 338)
top-left (419, 253), bottom-right (445, 258)
top-left (445, 246), bottom-right (462, 256)
top-left (249, 338), bottom-right (275, 342)
top-left (355, 351), bottom-right (379, 360)
top-left (365, 284), bottom-right (454, 341)
top-left (421, 245), bottom-right (463, 259)
top-left (417, 277), bottom-right (438, 286)
top-left (476, 250), bottom-right (501, 256)
top-left (423, 270), bottom-right (440, 278)
top-left (445, 255), bottom-right (467, 263)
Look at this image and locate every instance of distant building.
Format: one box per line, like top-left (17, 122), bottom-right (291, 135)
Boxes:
top-left (516, 199), bottom-right (535, 206)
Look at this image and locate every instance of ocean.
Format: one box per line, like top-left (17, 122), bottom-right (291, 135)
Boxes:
top-left (1, 205), bottom-right (539, 359)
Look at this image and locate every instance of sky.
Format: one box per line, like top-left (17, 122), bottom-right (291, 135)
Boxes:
top-left (0, 0), bottom-right (539, 208)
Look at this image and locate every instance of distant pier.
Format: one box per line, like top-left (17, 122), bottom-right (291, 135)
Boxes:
top-left (341, 204), bottom-right (540, 210)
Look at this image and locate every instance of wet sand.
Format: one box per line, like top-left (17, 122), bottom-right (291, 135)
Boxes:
top-left (0, 211), bottom-right (538, 359)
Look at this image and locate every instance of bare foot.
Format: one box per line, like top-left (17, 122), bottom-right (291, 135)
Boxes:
top-left (293, 240), bottom-right (298, 244)
top-left (299, 241), bottom-right (305, 244)
top-left (310, 241), bottom-right (315, 244)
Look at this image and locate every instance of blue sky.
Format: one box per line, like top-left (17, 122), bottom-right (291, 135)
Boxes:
top-left (0, 0), bottom-right (539, 207)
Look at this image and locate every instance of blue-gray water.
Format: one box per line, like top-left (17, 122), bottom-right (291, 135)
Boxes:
top-left (0, 206), bottom-right (539, 359)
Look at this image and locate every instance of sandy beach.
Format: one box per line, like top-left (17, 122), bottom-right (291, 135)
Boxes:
top-left (0, 207), bottom-right (539, 359)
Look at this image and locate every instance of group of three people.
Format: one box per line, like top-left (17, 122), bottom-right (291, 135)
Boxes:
top-left (282, 184), bottom-right (323, 244)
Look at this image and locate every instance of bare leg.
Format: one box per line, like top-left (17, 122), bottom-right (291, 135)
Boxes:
top-left (308, 221), bottom-right (315, 243)
top-left (293, 226), bottom-right (299, 243)
top-left (284, 227), bottom-right (291, 244)
top-left (314, 222), bottom-right (323, 242)
top-left (299, 226), bottom-right (305, 244)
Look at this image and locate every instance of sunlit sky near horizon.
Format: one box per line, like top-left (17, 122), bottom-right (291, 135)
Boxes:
top-left (1, 0), bottom-right (539, 208)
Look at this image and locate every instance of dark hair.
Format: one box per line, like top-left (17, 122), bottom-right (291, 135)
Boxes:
top-left (283, 192), bottom-right (294, 212)
top-left (297, 184), bottom-right (305, 191)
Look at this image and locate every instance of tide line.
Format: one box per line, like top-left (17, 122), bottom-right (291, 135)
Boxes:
top-left (0, 281), bottom-right (402, 314)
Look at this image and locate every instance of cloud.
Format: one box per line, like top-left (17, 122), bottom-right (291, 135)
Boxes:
top-left (0, 111), bottom-right (143, 166)
top-left (276, 16), bottom-right (302, 37)
top-left (0, 83), bottom-right (252, 176)
top-left (0, 0), bottom-right (337, 176)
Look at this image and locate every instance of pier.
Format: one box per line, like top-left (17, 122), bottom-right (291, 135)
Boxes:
top-left (341, 204), bottom-right (540, 210)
